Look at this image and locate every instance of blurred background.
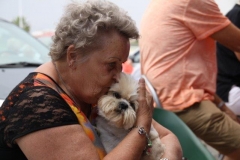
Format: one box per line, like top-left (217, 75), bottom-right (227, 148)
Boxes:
top-left (0, 0), bottom-right (237, 55)
top-left (0, 0), bottom-right (238, 33)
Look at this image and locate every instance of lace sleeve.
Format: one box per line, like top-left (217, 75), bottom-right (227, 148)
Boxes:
top-left (4, 86), bottom-right (79, 147)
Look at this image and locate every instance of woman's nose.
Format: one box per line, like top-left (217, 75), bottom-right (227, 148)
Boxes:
top-left (113, 72), bottom-right (120, 83)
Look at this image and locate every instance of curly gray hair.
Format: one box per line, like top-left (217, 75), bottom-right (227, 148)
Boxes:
top-left (50, 0), bottom-right (139, 61)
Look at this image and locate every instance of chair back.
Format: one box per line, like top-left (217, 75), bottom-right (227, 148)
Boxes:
top-left (153, 108), bottom-right (216, 160)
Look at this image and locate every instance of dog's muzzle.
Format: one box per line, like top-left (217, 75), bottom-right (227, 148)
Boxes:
top-left (118, 102), bottom-right (128, 110)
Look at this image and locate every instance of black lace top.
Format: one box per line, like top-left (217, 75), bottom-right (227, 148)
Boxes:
top-left (0, 72), bottom-right (79, 160)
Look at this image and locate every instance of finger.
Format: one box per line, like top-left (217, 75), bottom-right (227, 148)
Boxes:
top-left (146, 91), bottom-right (153, 108)
top-left (138, 78), bottom-right (146, 99)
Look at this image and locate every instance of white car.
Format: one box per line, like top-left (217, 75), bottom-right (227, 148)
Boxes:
top-left (0, 19), bottom-right (50, 106)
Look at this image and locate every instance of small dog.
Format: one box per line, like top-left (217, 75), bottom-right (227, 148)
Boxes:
top-left (96, 72), bottom-right (165, 160)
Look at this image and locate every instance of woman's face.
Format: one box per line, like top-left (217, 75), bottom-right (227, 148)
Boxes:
top-left (71, 30), bottom-right (130, 104)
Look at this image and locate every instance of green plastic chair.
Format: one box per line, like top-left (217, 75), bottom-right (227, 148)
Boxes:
top-left (153, 108), bottom-right (216, 160)
top-left (141, 75), bottom-right (216, 160)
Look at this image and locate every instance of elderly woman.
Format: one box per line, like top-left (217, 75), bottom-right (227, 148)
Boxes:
top-left (0, 0), bottom-right (182, 159)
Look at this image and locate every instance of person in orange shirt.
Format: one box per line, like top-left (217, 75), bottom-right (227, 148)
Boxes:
top-left (140, 0), bottom-right (240, 159)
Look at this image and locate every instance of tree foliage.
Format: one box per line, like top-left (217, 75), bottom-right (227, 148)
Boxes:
top-left (12, 17), bottom-right (30, 32)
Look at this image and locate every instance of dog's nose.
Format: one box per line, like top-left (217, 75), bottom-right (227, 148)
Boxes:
top-left (119, 102), bottom-right (128, 110)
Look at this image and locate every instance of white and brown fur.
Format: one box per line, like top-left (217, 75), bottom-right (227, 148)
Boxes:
top-left (96, 72), bottom-right (165, 160)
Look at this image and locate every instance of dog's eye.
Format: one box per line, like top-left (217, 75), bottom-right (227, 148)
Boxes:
top-left (113, 92), bottom-right (121, 99)
top-left (130, 102), bottom-right (135, 110)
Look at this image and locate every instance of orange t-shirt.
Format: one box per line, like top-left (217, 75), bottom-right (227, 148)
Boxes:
top-left (140, 0), bottom-right (230, 111)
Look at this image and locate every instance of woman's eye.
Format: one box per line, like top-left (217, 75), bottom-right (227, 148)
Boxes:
top-left (113, 92), bottom-right (121, 99)
top-left (108, 62), bottom-right (116, 70)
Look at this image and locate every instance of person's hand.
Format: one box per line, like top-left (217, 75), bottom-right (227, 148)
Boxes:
top-left (213, 94), bottom-right (240, 124)
top-left (136, 78), bottom-right (154, 132)
top-left (221, 104), bottom-right (240, 124)
top-left (152, 120), bottom-right (183, 159)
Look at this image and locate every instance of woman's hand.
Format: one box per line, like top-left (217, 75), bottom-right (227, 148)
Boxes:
top-left (136, 78), bottom-right (154, 132)
top-left (152, 120), bottom-right (183, 160)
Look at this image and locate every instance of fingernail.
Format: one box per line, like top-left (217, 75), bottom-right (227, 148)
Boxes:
top-left (139, 78), bottom-right (145, 84)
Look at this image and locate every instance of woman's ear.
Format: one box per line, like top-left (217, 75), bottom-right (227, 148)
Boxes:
top-left (66, 45), bottom-right (78, 68)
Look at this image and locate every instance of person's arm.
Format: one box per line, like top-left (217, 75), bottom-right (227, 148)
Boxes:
top-left (16, 124), bottom-right (102, 160)
top-left (14, 80), bottom-right (149, 160)
top-left (17, 122), bottom-right (161, 160)
top-left (211, 23), bottom-right (240, 53)
top-left (152, 119), bottom-right (183, 160)
top-left (15, 78), bottom-right (150, 160)
top-left (14, 87), bottom-right (101, 160)
top-left (16, 121), bottom-right (152, 160)
top-left (16, 121), bottom-right (183, 160)
top-left (213, 94), bottom-right (240, 123)
top-left (234, 51), bottom-right (240, 61)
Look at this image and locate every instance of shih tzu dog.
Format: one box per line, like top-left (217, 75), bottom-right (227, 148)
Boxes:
top-left (96, 72), bottom-right (165, 160)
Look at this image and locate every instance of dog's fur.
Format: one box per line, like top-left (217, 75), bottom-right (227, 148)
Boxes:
top-left (96, 72), bottom-right (165, 160)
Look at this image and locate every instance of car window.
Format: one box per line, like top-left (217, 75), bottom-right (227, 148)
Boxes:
top-left (0, 20), bottom-right (50, 65)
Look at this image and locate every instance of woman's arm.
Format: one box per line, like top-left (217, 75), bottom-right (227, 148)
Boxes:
top-left (16, 122), bottom-right (177, 160)
top-left (16, 121), bottom-right (183, 160)
top-left (15, 78), bottom-right (151, 160)
top-left (16, 124), bottom-right (102, 160)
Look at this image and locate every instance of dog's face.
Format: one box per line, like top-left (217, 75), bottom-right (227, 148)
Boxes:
top-left (97, 72), bottom-right (139, 130)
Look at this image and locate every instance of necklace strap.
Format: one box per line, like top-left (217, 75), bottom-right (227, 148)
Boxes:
top-left (52, 61), bottom-right (80, 107)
